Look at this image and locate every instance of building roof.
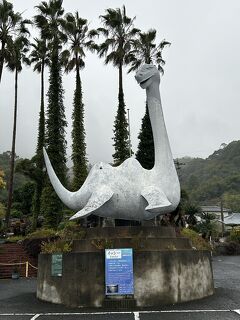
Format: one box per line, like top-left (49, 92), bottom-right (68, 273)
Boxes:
top-left (201, 206), bottom-right (231, 213)
top-left (222, 213), bottom-right (240, 226)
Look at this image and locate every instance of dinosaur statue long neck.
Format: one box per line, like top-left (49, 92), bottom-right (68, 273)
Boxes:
top-left (146, 80), bottom-right (174, 173)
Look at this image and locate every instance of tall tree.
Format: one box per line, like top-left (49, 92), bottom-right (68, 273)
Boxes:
top-left (61, 12), bottom-right (97, 190)
top-left (0, 0), bottom-right (30, 83)
top-left (128, 29), bottom-right (170, 169)
top-left (135, 106), bottom-right (154, 169)
top-left (5, 35), bottom-right (30, 228)
top-left (98, 6), bottom-right (139, 166)
top-left (29, 38), bottom-right (49, 229)
top-left (35, 0), bottom-right (67, 228)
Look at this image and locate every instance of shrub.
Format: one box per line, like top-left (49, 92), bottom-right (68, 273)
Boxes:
top-left (23, 228), bottom-right (58, 258)
top-left (57, 222), bottom-right (86, 240)
top-left (41, 239), bottom-right (72, 254)
top-left (225, 241), bottom-right (240, 255)
top-left (180, 228), bottom-right (212, 250)
top-left (229, 227), bottom-right (240, 243)
top-left (91, 239), bottom-right (114, 249)
top-left (25, 228), bottom-right (57, 239)
top-left (6, 235), bottom-right (24, 243)
top-left (10, 209), bottom-right (23, 219)
top-left (23, 237), bottom-right (58, 258)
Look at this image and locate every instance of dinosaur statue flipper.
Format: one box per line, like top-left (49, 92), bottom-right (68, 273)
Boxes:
top-left (70, 186), bottom-right (114, 220)
top-left (141, 186), bottom-right (171, 213)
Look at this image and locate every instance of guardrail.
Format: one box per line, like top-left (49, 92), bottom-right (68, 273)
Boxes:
top-left (0, 261), bottom-right (38, 277)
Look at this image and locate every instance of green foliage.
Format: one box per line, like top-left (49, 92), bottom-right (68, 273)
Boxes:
top-left (91, 239), bottom-right (114, 250)
top-left (71, 69), bottom-right (88, 190)
top-left (40, 185), bottom-right (64, 228)
top-left (180, 228), bottom-right (211, 250)
top-left (112, 90), bottom-right (129, 165)
top-left (25, 228), bottom-right (56, 239)
top-left (41, 239), bottom-right (72, 253)
top-left (223, 193), bottom-right (240, 212)
top-left (98, 6), bottom-right (139, 68)
top-left (5, 31), bottom-right (31, 228)
top-left (0, 169), bottom-right (6, 189)
top-left (10, 208), bottom-right (23, 218)
top-left (194, 213), bottom-right (218, 239)
top-left (35, 0), bottom-right (67, 229)
top-left (12, 181), bottom-right (35, 215)
top-left (136, 105), bottom-right (154, 169)
top-left (98, 6), bottom-right (138, 165)
top-left (61, 12), bottom-right (97, 190)
top-left (0, 202), bottom-right (6, 219)
top-left (184, 202), bottom-right (201, 226)
top-left (45, 52), bottom-right (67, 183)
top-left (229, 227), bottom-right (240, 243)
top-left (30, 37), bottom-right (49, 229)
top-left (180, 141), bottom-right (240, 205)
top-left (0, 152), bottom-right (32, 203)
top-left (128, 29), bottom-right (170, 73)
top-left (0, 0), bottom-right (31, 81)
top-left (57, 221), bottom-right (86, 240)
top-left (6, 235), bottom-right (24, 243)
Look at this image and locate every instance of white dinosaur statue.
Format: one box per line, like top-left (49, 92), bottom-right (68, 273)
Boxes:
top-left (43, 64), bottom-right (180, 221)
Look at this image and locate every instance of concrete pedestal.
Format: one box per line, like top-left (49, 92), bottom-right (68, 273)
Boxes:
top-left (37, 227), bottom-right (214, 308)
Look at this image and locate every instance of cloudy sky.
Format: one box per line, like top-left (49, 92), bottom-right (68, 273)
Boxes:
top-left (0, 0), bottom-right (240, 165)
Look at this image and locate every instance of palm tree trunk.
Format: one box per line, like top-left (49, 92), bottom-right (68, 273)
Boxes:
top-left (0, 41), bottom-right (6, 83)
top-left (5, 69), bottom-right (18, 228)
top-left (118, 62), bottom-right (124, 103)
top-left (32, 61), bottom-right (45, 230)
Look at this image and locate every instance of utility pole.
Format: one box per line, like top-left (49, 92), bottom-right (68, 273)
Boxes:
top-left (127, 108), bottom-right (131, 157)
top-left (220, 198), bottom-right (224, 238)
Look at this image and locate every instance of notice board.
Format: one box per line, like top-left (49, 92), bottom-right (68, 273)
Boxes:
top-left (105, 248), bottom-right (134, 295)
top-left (51, 253), bottom-right (63, 277)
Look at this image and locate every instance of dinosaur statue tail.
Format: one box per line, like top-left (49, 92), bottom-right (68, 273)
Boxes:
top-left (43, 148), bottom-right (80, 210)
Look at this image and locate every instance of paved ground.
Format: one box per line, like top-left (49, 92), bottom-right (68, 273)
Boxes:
top-left (0, 255), bottom-right (239, 319)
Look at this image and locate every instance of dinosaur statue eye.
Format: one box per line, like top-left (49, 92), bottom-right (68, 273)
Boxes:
top-left (100, 166), bottom-right (103, 170)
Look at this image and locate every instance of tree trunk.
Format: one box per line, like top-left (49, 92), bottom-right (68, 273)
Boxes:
top-left (118, 62), bottom-right (124, 102)
top-left (5, 69), bottom-right (18, 228)
top-left (0, 41), bottom-right (6, 83)
top-left (32, 61), bottom-right (45, 230)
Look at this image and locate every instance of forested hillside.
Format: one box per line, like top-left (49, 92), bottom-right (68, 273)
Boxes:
top-left (0, 151), bottom-right (34, 214)
top-left (179, 141), bottom-right (240, 211)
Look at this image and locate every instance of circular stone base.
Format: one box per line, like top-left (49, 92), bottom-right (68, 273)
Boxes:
top-left (37, 227), bottom-right (214, 308)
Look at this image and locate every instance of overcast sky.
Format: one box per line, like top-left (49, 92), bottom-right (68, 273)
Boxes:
top-left (0, 0), bottom-right (240, 165)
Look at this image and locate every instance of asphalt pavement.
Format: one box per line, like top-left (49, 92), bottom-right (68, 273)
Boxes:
top-left (0, 255), bottom-right (239, 320)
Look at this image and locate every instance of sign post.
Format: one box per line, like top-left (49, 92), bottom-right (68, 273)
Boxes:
top-left (105, 248), bottom-right (134, 295)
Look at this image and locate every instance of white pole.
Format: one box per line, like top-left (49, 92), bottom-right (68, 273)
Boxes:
top-left (127, 108), bottom-right (131, 157)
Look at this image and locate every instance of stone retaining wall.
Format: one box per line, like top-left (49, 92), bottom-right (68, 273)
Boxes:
top-left (37, 250), bottom-right (214, 308)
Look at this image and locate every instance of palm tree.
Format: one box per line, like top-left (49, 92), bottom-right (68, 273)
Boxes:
top-left (29, 38), bottom-right (49, 229)
top-left (34, 0), bottom-right (66, 49)
top-left (61, 12), bottom-right (97, 191)
top-left (35, 0), bottom-right (67, 228)
top-left (98, 6), bottom-right (139, 165)
top-left (131, 30), bottom-right (170, 169)
top-left (5, 35), bottom-right (30, 228)
top-left (128, 29), bottom-right (170, 73)
top-left (0, 0), bottom-right (30, 83)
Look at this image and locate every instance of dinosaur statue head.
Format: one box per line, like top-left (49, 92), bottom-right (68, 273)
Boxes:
top-left (135, 64), bottom-right (160, 89)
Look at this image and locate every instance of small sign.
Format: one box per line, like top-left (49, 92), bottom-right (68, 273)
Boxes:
top-left (51, 254), bottom-right (63, 277)
top-left (105, 248), bottom-right (134, 295)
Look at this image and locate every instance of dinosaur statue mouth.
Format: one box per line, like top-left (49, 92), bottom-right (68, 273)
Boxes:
top-left (140, 77), bottom-right (150, 85)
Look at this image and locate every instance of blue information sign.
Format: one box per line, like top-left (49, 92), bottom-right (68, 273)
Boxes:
top-left (105, 248), bottom-right (134, 295)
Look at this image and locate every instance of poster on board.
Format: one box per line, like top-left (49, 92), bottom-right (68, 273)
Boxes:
top-left (51, 253), bottom-right (63, 277)
top-left (105, 248), bottom-right (134, 295)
